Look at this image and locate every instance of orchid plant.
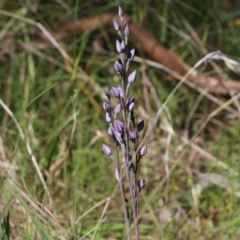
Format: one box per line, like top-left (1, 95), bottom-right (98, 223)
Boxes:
top-left (102, 6), bottom-right (147, 240)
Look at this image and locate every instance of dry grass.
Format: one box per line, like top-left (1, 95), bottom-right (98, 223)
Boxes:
top-left (1, 0), bottom-right (240, 239)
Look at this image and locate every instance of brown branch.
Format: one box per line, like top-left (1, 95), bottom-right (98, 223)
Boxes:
top-left (52, 13), bottom-right (191, 77)
top-left (13, 13), bottom-right (240, 95)
top-left (193, 75), bottom-right (240, 95)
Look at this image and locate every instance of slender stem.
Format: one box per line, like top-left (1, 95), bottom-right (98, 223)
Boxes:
top-left (105, 9), bottom-right (144, 239)
top-left (114, 142), bottom-right (130, 238)
top-left (118, 180), bottom-right (130, 238)
top-left (120, 75), bottom-right (140, 239)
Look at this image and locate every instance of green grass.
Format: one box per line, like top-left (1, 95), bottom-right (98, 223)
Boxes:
top-left (1, 0), bottom-right (240, 239)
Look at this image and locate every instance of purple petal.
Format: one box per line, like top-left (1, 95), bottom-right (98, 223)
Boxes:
top-left (118, 6), bottom-right (123, 17)
top-left (128, 95), bottom-right (135, 104)
top-left (114, 60), bottom-right (123, 75)
top-left (114, 119), bottom-right (124, 132)
top-left (128, 102), bottom-right (135, 112)
top-left (102, 144), bottom-right (112, 156)
top-left (106, 112), bottom-right (111, 123)
top-left (114, 103), bottom-right (121, 115)
top-left (113, 20), bottom-right (119, 31)
top-left (104, 88), bottom-right (110, 98)
top-left (129, 131), bottom-right (136, 141)
top-left (103, 101), bottom-right (111, 112)
top-left (127, 96), bottom-right (135, 110)
top-left (108, 127), bottom-right (114, 136)
top-left (140, 145), bottom-right (147, 157)
top-left (117, 86), bottom-right (124, 98)
top-left (128, 70), bottom-right (136, 83)
top-left (114, 131), bottom-right (123, 144)
top-left (124, 24), bottom-right (129, 37)
top-left (116, 39), bottom-right (121, 53)
top-left (138, 179), bottom-right (145, 190)
top-left (111, 87), bottom-right (120, 98)
top-left (127, 49), bottom-right (135, 61)
top-left (121, 41), bottom-right (125, 51)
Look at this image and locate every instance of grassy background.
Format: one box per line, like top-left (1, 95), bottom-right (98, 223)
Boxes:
top-left (1, 0), bottom-right (240, 239)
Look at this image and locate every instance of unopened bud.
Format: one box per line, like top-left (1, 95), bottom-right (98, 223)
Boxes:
top-left (127, 49), bottom-right (135, 61)
top-left (106, 112), bottom-right (111, 123)
top-left (129, 131), bottom-right (136, 141)
top-left (118, 6), bottom-right (123, 17)
top-left (128, 70), bottom-right (136, 84)
top-left (114, 103), bottom-right (121, 115)
top-left (102, 144), bottom-right (112, 156)
top-left (111, 87), bottom-right (120, 98)
top-left (121, 41), bottom-right (125, 51)
top-left (113, 20), bottom-right (119, 31)
top-left (140, 146), bottom-right (147, 157)
top-left (114, 119), bottom-right (124, 132)
top-left (114, 131), bottom-right (123, 144)
top-left (104, 88), bottom-right (110, 98)
top-left (114, 61), bottom-right (123, 75)
top-left (103, 101), bottom-right (111, 112)
top-left (124, 24), bottom-right (129, 37)
top-left (108, 127), bottom-right (114, 136)
top-left (138, 179), bottom-right (146, 190)
top-left (128, 102), bottom-right (135, 112)
top-left (116, 39), bottom-right (121, 53)
top-left (117, 86), bottom-right (124, 98)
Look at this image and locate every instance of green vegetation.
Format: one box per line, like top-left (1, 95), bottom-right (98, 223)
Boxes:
top-left (1, 0), bottom-right (240, 239)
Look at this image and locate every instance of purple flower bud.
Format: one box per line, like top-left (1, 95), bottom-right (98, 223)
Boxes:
top-left (108, 127), bottom-right (114, 136)
top-left (138, 179), bottom-right (145, 190)
top-left (116, 39), bottom-right (121, 53)
top-left (127, 96), bottom-right (135, 110)
top-left (114, 119), bottom-right (124, 132)
top-left (127, 49), bottom-right (135, 61)
top-left (114, 60), bottom-right (123, 75)
top-left (111, 87), bottom-right (120, 98)
top-left (124, 24), bottom-right (129, 37)
top-left (121, 41), bottom-right (125, 51)
top-left (128, 70), bottom-right (136, 84)
top-left (113, 20), bottom-right (119, 31)
top-left (103, 101), bottom-right (111, 112)
top-left (129, 131), bottom-right (136, 141)
top-left (140, 145), bottom-right (147, 157)
top-left (115, 168), bottom-right (120, 181)
top-left (128, 95), bottom-right (135, 104)
top-left (114, 130), bottom-right (123, 144)
top-left (118, 6), bottom-right (123, 17)
top-left (128, 102), bottom-right (135, 112)
top-left (106, 112), bottom-right (111, 123)
top-left (137, 120), bottom-right (144, 132)
top-left (102, 144), bottom-right (112, 156)
top-left (104, 88), bottom-right (110, 98)
top-left (117, 86), bottom-right (124, 98)
top-left (114, 103), bottom-right (121, 115)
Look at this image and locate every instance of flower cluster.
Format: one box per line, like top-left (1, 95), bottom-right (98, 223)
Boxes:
top-left (102, 6), bottom-right (147, 239)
